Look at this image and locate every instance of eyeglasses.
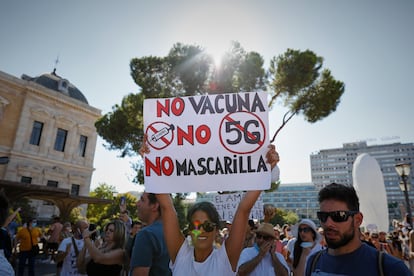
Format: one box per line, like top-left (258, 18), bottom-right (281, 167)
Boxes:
top-left (188, 220), bottom-right (216, 232)
top-left (256, 233), bottom-right (273, 241)
top-left (298, 227), bottom-right (312, 233)
top-left (317, 210), bottom-right (359, 223)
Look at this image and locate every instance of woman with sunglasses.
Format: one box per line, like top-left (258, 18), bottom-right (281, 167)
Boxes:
top-left (148, 144), bottom-right (280, 275)
top-left (79, 220), bottom-right (127, 276)
top-left (287, 219), bottom-right (322, 276)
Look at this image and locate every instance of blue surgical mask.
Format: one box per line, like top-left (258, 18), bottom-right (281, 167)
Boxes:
top-left (301, 241), bottom-right (314, 248)
top-left (32, 222), bottom-right (37, 227)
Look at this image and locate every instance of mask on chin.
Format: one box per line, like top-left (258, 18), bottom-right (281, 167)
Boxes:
top-left (300, 241), bottom-right (314, 248)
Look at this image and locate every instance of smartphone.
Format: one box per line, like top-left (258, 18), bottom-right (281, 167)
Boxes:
top-left (89, 223), bottom-right (97, 240)
top-left (120, 196), bottom-right (126, 206)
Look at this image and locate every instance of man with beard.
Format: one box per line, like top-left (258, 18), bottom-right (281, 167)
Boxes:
top-left (305, 183), bottom-right (410, 275)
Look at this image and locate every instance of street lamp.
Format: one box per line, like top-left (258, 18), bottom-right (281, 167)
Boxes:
top-left (395, 163), bottom-right (412, 227)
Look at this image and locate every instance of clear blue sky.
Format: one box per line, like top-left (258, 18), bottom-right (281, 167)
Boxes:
top-left (1, 0), bottom-right (413, 193)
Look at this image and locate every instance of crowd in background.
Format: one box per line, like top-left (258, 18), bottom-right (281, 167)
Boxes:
top-left (1, 190), bottom-right (414, 275)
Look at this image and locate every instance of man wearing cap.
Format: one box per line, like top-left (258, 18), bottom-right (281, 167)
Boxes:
top-left (237, 223), bottom-right (289, 276)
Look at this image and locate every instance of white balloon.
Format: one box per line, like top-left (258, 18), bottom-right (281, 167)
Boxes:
top-left (353, 153), bottom-right (389, 231)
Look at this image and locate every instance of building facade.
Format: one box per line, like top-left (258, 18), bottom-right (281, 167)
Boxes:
top-left (262, 183), bottom-right (320, 222)
top-left (310, 141), bottom-right (414, 221)
top-left (0, 70), bottom-right (101, 220)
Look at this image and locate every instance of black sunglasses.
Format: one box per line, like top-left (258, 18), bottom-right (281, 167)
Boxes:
top-left (298, 227), bottom-right (312, 233)
top-left (189, 220), bottom-right (217, 232)
top-left (317, 210), bottom-right (359, 223)
top-left (256, 233), bottom-right (273, 241)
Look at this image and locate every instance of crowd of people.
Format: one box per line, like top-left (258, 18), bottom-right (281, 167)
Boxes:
top-left (0, 141), bottom-right (413, 275)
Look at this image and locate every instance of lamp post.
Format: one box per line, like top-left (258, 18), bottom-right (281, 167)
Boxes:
top-left (306, 200), bottom-right (310, 218)
top-left (395, 163), bottom-right (412, 228)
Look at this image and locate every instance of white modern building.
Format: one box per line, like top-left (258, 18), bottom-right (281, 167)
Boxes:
top-left (310, 141), bottom-right (414, 221)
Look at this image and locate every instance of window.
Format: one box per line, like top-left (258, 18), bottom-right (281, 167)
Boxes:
top-left (47, 180), bottom-right (58, 188)
top-left (21, 176), bottom-right (32, 183)
top-left (78, 135), bottom-right (88, 157)
top-left (29, 121), bottom-right (43, 145)
top-left (54, 128), bottom-right (67, 152)
top-left (71, 184), bottom-right (80, 196)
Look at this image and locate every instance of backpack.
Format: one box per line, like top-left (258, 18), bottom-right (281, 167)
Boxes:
top-left (309, 249), bottom-right (384, 276)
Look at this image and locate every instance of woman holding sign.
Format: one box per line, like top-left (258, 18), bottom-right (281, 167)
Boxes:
top-left (140, 137), bottom-right (280, 275)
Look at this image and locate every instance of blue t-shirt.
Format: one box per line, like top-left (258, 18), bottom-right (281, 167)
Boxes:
top-left (130, 220), bottom-right (171, 276)
top-left (305, 243), bottom-right (411, 276)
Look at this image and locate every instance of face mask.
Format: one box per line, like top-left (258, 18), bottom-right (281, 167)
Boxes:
top-left (301, 241), bottom-right (314, 248)
top-left (32, 222), bottom-right (37, 227)
top-left (287, 231), bottom-right (292, 237)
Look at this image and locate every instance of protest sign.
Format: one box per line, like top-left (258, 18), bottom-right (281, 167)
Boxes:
top-left (143, 91), bottom-right (270, 193)
top-left (212, 192), bottom-right (264, 221)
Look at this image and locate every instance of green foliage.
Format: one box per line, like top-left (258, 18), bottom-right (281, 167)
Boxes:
top-left (268, 49), bottom-right (345, 141)
top-left (95, 43), bottom-right (344, 186)
top-left (209, 41), bottom-right (266, 93)
top-left (95, 42), bottom-right (267, 184)
top-left (69, 207), bottom-right (83, 222)
top-left (172, 193), bottom-right (188, 230)
top-left (10, 198), bottom-right (36, 223)
top-left (265, 181), bottom-right (281, 193)
top-left (270, 207), bottom-right (299, 226)
top-left (86, 183), bottom-right (139, 227)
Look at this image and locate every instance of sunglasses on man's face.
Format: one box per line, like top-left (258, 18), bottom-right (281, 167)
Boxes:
top-left (188, 220), bottom-right (217, 232)
top-left (256, 233), bottom-right (273, 241)
top-left (317, 210), bottom-right (359, 223)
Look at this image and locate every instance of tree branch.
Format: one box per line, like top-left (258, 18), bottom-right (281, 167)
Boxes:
top-left (270, 110), bottom-right (297, 143)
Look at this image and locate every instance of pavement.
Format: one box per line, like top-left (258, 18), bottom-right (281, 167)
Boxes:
top-left (13, 256), bottom-right (58, 276)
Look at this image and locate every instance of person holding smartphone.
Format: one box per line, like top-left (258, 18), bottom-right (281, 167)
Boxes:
top-left (80, 220), bottom-right (127, 276)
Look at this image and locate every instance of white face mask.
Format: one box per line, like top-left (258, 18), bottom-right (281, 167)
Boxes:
top-left (301, 241), bottom-right (314, 248)
top-left (287, 231), bottom-right (292, 237)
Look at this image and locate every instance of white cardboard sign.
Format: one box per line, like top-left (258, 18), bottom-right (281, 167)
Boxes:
top-left (143, 92), bottom-right (270, 193)
top-left (212, 192), bottom-right (264, 221)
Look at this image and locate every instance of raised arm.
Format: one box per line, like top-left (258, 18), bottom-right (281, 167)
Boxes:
top-left (82, 229), bottom-right (125, 265)
top-left (139, 135), bottom-right (185, 263)
top-left (155, 194), bottom-right (185, 263)
top-left (226, 144), bottom-right (280, 271)
top-left (226, 190), bottom-right (262, 271)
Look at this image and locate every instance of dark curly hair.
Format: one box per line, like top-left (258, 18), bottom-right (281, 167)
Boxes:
top-left (186, 201), bottom-right (221, 227)
top-left (318, 183), bottom-right (360, 211)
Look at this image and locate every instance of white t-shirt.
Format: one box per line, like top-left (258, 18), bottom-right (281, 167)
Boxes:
top-left (237, 245), bottom-right (290, 276)
top-left (0, 252), bottom-right (14, 276)
top-left (58, 237), bottom-right (87, 276)
top-left (170, 240), bottom-right (236, 276)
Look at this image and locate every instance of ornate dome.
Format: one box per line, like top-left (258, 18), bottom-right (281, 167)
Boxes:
top-left (21, 70), bottom-right (89, 104)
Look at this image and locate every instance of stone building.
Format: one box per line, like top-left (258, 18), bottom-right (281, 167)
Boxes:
top-left (0, 69), bottom-right (101, 221)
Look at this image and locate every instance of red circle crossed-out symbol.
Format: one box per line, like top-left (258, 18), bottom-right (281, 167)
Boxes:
top-left (219, 111), bottom-right (266, 154)
top-left (146, 121), bottom-right (174, 150)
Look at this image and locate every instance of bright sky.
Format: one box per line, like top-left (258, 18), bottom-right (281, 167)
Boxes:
top-left (1, 1), bottom-right (413, 193)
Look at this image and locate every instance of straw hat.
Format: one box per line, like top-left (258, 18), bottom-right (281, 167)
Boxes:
top-left (255, 223), bottom-right (276, 239)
